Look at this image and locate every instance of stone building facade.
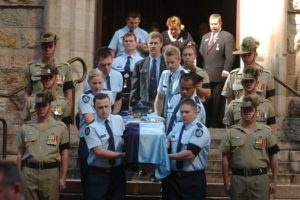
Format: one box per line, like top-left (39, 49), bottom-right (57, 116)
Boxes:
top-left (0, 0), bottom-right (299, 177)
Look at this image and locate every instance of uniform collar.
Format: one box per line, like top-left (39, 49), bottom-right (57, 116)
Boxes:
top-left (184, 118), bottom-right (198, 130)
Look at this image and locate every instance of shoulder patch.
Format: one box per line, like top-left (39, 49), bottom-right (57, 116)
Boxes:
top-left (82, 95), bottom-right (90, 103)
top-left (85, 127), bottom-right (90, 136)
top-left (196, 122), bottom-right (203, 128)
top-left (195, 128), bottom-right (203, 137)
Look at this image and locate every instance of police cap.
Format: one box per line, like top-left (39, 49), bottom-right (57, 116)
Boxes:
top-left (233, 37), bottom-right (259, 55)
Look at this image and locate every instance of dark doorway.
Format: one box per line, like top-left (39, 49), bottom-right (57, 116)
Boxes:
top-left (97, 0), bottom-right (237, 49)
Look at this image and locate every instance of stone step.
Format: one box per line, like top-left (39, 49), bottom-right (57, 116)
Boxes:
top-left (61, 179), bottom-right (300, 200)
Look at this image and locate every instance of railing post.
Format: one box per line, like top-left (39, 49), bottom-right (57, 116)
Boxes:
top-left (0, 118), bottom-right (8, 159)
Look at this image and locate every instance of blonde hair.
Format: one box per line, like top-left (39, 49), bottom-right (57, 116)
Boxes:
top-left (166, 16), bottom-right (182, 28)
top-left (88, 68), bottom-right (103, 81)
top-left (163, 45), bottom-right (181, 59)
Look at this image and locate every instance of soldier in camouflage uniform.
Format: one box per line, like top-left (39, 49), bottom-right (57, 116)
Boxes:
top-left (22, 64), bottom-right (71, 125)
top-left (23, 32), bottom-right (74, 112)
top-left (221, 37), bottom-right (275, 106)
top-left (223, 65), bottom-right (276, 133)
top-left (16, 92), bottom-right (69, 200)
top-left (221, 94), bottom-right (279, 200)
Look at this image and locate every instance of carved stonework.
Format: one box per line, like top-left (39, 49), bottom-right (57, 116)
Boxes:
top-left (0, 8), bottom-right (26, 27)
top-left (0, 31), bottom-right (17, 48)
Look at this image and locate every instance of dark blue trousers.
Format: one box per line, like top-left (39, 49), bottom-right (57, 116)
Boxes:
top-left (86, 166), bottom-right (126, 200)
top-left (161, 171), bottom-right (207, 200)
top-left (78, 138), bottom-right (89, 199)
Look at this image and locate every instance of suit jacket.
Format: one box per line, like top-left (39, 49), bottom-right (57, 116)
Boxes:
top-left (199, 30), bottom-right (235, 82)
top-left (130, 55), bottom-right (167, 106)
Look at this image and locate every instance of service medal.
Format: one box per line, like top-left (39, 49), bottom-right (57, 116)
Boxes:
top-left (47, 133), bottom-right (58, 145)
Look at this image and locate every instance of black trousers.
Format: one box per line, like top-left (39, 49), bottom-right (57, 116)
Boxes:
top-left (205, 82), bottom-right (226, 128)
top-left (86, 166), bottom-right (126, 200)
top-left (161, 171), bottom-right (207, 200)
top-left (78, 138), bottom-right (89, 199)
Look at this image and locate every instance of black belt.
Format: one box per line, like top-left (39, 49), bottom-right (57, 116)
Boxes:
top-left (171, 170), bottom-right (205, 178)
top-left (232, 168), bottom-right (267, 176)
top-left (23, 161), bottom-right (60, 170)
top-left (90, 166), bottom-right (123, 173)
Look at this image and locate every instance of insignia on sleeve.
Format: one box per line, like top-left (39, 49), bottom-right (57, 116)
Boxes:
top-left (195, 128), bottom-right (203, 137)
top-left (85, 127), bottom-right (90, 136)
top-left (82, 95), bottom-right (90, 103)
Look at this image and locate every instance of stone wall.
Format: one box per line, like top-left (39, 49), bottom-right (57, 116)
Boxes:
top-left (0, 0), bottom-right (44, 154)
top-left (0, 0), bottom-right (96, 155)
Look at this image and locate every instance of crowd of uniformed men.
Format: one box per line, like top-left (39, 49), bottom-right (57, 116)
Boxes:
top-left (13, 10), bottom-right (280, 200)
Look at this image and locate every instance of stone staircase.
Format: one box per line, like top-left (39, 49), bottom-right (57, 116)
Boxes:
top-left (2, 125), bottom-right (300, 199)
top-left (62, 126), bottom-right (300, 200)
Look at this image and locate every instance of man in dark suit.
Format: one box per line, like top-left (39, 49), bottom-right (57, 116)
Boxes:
top-left (130, 32), bottom-right (167, 107)
top-left (199, 13), bottom-right (235, 128)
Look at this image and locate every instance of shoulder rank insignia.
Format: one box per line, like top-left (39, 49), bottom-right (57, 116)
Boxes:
top-left (82, 95), bottom-right (90, 103)
top-left (47, 133), bottom-right (58, 145)
top-left (85, 127), bottom-right (90, 136)
top-left (195, 128), bottom-right (203, 137)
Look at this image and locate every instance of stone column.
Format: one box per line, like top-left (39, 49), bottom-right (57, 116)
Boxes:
top-left (238, 0), bottom-right (287, 116)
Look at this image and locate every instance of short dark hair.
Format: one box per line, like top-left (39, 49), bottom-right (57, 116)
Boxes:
top-left (180, 72), bottom-right (202, 86)
top-left (123, 32), bottom-right (137, 42)
top-left (127, 10), bottom-right (141, 19)
top-left (0, 161), bottom-right (22, 187)
top-left (93, 93), bottom-right (110, 105)
top-left (180, 98), bottom-right (198, 111)
top-left (95, 47), bottom-right (113, 65)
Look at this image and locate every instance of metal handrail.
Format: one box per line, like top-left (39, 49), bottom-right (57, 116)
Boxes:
top-left (273, 75), bottom-right (300, 97)
top-left (66, 57), bottom-right (87, 86)
top-left (0, 118), bottom-right (7, 159)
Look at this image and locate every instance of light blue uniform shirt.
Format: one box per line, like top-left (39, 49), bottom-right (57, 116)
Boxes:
top-left (168, 119), bottom-right (211, 171)
top-left (84, 114), bottom-right (125, 168)
top-left (157, 66), bottom-right (187, 117)
top-left (83, 69), bottom-right (123, 104)
top-left (108, 26), bottom-right (149, 57)
top-left (167, 92), bottom-right (206, 129)
top-left (78, 91), bottom-right (96, 138)
top-left (112, 52), bottom-right (143, 72)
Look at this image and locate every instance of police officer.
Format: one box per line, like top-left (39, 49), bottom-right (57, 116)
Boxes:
top-left (23, 32), bottom-right (74, 112)
top-left (162, 99), bottom-right (211, 200)
top-left (15, 92), bottom-right (69, 200)
top-left (222, 36), bottom-right (275, 105)
top-left (77, 68), bottom-right (113, 199)
top-left (166, 72), bottom-right (206, 134)
top-left (22, 64), bottom-right (71, 124)
top-left (223, 65), bottom-right (276, 133)
top-left (84, 93), bottom-right (126, 200)
top-left (220, 94), bottom-right (280, 200)
top-left (83, 47), bottom-right (123, 113)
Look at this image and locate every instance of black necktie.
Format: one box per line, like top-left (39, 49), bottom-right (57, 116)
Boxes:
top-left (124, 56), bottom-right (131, 74)
top-left (106, 75), bottom-right (111, 90)
top-left (149, 58), bottom-right (157, 98)
top-left (167, 73), bottom-right (173, 101)
top-left (166, 100), bottom-right (181, 135)
top-left (104, 119), bottom-right (115, 165)
top-left (176, 125), bottom-right (185, 169)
